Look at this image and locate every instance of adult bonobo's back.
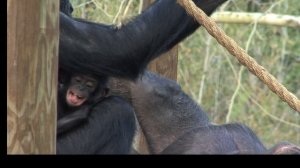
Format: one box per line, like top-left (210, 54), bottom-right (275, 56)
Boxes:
top-left (130, 71), bottom-right (300, 154)
top-left (131, 71), bottom-right (210, 153)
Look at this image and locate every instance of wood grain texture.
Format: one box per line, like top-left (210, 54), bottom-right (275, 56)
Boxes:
top-left (147, 46), bottom-right (178, 81)
top-left (7, 0), bottom-right (59, 154)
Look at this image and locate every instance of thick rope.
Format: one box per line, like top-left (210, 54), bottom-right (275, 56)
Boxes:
top-left (177, 0), bottom-right (300, 113)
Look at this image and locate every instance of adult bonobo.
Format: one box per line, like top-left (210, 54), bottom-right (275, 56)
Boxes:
top-left (58, 0), bottom-right (228, 154)
top-left (130, 71), bottom-right (300, 154)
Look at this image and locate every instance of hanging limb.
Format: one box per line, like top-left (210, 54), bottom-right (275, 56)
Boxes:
top-left (177, 0), bottom-right (300, 113)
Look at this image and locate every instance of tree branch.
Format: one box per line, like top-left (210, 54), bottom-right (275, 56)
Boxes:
top-left (212, 12), bottom-right (300, 28)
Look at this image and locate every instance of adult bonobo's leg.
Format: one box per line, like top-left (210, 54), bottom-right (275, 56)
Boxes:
top-left (161, 123), bottom-right (266, 154)
top-left (59, 0), bottom-right (227, 80)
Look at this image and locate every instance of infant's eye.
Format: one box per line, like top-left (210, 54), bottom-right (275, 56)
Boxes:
top-left (74, 77), bottom-right (82, 82)
top-left (86, 82), bottom-right (94, 88)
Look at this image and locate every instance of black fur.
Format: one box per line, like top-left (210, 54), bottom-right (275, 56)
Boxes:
top-left (57, 96), bottom-right (136, 154)
top-left (56, 71), bottom-right (137, 154)
top-left (131, 71), bottom-right (300, 154)
top-left (60, 0), bottom-right (73, 16)
top-left (59, 0), bottom-right (228, 79)
top-left (57, 0), bottom-right (227, 154)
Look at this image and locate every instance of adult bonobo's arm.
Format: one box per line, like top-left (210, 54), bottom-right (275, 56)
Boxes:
top-left (59, 0), bottom-right (227, 79)
top-left (57, 106), bottom-right (90, 135)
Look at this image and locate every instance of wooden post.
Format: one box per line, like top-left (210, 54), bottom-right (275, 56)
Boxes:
top-left (7, 0), bottom-right (59, 154)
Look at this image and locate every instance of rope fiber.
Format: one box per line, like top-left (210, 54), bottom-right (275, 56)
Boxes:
top-left (177, 0), bottom-right (300, 113)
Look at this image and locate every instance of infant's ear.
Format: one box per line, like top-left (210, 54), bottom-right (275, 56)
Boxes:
top-left (102, 88), bottom-right (110, 98)
top-left (93, 87), bottom-right (110, 104)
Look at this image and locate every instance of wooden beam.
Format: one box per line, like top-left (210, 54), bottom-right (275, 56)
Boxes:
top-left (7, 0), bottom-right (59, 154)
top-left (212, 12), bottom-right (300, 28)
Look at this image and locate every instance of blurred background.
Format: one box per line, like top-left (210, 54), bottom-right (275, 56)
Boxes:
top-left (69, 0), bottom-right (300, 148)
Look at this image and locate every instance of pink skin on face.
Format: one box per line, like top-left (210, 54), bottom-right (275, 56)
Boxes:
top-left (66, 89), bottom-right (87, 107)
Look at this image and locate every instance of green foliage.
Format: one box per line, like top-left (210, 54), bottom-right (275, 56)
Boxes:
top-left (70, 0), bottom-right (300, 148)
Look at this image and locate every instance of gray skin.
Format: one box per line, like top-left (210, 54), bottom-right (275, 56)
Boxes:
top-left (130, 71), bottom-right (300, 154)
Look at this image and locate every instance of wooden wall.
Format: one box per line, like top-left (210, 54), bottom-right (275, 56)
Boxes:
top-left (7, 0), bottom-right (59, 154)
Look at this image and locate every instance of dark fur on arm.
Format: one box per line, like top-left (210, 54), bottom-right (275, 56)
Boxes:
top-left (57, 106), bottom-right (89, 135)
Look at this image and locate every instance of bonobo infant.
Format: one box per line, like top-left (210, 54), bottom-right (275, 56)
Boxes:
top-left (130, 71), bottom-right (300, 154)
top-left (57, 73), bottom-right (109, 135)
top-left (57, 72), bottom-right (136, 154)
